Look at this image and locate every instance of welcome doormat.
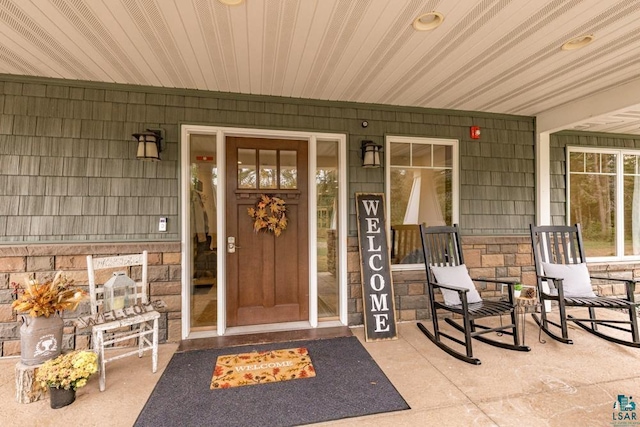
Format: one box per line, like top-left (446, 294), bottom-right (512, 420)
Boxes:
top-left (135, 336), bottom-right (409, 427)
top-left (211, 347), bottom-right (315, 389)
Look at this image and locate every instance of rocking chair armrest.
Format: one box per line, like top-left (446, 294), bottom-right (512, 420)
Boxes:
top-left (538, 274), bottom-right (565, 285)
top-left (589, 275), bottom-right (639, 285)
top-left (537, 274), bottom-right (568, 298)
top-left (589, 275), bottom-right (637, 297)
top-left (473, 278), bottom-right (517, 286)
top-left (428, 280), bottom-right (469, 293)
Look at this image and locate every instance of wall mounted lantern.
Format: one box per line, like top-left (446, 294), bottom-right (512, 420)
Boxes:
top-left (361, 140), bottom-right (382, 168)
top-left (133, 129), bottom-right (163, 161)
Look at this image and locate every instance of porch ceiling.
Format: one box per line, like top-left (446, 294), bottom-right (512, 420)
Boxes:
top-left (1, 0), bottom-right (639, 134)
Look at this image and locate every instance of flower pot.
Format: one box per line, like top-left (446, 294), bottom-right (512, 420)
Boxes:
top-left (19, 314), bottom-right (64, 366)
top-left (49, 386), bottom-right (75, 409)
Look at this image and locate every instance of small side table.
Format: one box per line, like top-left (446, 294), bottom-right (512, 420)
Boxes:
top-left (515, 293), bottom-right (539, 346)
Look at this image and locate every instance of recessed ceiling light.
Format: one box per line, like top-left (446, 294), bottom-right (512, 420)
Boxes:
top-left (218, 0), bottom-right (244, 5)
top-left (561, 34), bottom-right (595, 51)
top-left (412, 12), bottom-right (444, 31)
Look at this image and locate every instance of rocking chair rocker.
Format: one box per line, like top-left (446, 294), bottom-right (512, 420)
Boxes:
top-left (417, 224), bottom-right (530, 365)
top-left (530, 224), bottom-right (640, 347)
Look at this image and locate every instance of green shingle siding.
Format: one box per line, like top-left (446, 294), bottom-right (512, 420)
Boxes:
top-left (0, 75), bottom-right (539, 242)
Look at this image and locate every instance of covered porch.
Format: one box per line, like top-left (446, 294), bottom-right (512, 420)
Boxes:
top-left (1, 315), bottom-right (634, 426)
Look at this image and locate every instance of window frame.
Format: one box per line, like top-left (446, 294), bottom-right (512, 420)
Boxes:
top-left (385, 135), bottom-right (459, 271)
top-left (566, 145), bottom-right (640, 262)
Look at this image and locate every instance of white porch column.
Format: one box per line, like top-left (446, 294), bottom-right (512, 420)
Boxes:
top-left (535, 131), bottom-right (551, 226)
top-left (535, 78), bottom-right (640, 226)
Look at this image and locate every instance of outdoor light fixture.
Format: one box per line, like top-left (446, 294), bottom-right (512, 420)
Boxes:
top-left (361, 140), bottom-right (382, 168)
top-left (132, 129), bottom-right (163, 161)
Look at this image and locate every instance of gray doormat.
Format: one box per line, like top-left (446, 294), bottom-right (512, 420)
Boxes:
top-left (134, 336), bottom-right (410, 426)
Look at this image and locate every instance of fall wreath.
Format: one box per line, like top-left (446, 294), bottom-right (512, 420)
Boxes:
top-left (247, 194), bottom-right (288, 236)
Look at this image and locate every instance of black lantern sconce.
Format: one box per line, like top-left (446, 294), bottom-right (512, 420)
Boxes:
top-left (361, 140), bottom-right (382, 168)
top-left (132, 129), bottom-right (163, 161)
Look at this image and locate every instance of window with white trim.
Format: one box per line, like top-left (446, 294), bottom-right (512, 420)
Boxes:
top-left (568, 147), bottom-right (640, 259)
top-left (386, 136), bottom-right (458, 266)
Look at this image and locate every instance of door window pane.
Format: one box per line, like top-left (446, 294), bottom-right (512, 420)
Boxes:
top-left (237, 148), bottom-right (256, 189)
top-left (280, 150), bottom-right (297, 189)
top-left (259, 149), bottom-right (277, 189)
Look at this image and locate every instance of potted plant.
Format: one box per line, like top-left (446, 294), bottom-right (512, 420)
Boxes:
top-left (36, 350), bottom-right (98, 408)
top-left (514, 283), bottom-right (523, 298)
top-left (11, 272), bottom-right (86, 365)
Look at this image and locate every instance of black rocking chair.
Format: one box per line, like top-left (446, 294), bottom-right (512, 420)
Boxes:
top-left (530, 224), bottom-right (640, 347)
top-left (417, 224), bottom-right (530, 365)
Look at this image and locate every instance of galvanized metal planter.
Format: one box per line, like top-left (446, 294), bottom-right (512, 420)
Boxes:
top-left (19, 314), bottom-right (64, 366)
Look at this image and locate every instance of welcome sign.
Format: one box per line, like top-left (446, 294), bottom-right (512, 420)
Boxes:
top-left (355, 193), bottom-right (398, 342)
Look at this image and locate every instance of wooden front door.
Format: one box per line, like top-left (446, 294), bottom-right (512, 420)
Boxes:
top-left (226, 137), bottom-right (309, 326)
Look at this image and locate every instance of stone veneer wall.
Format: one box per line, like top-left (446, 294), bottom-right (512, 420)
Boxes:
top-left (3, 235), bottom-right (639, 353)
top-left (0, 242), bottom-right (181, 358)
top-left (346, 234), bottom-right (640, 325)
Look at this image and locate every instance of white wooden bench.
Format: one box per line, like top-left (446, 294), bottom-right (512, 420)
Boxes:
top-left (86, 251), bottom-right (159, 391)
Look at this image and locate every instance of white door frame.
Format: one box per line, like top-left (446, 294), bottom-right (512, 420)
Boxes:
top-left (180, 125), bottom-right (348, 339)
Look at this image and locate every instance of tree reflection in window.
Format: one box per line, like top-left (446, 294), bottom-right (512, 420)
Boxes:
top-left (389, 140), bottom-right (454, 265)
top-left (237, 148), bottom-right (297, 190)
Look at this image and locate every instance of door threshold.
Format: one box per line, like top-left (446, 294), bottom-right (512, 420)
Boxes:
top-left (224, 321), bottom-right (316, 336)
top-left (178, 323), bottom-right (351, 352)
top-left (183, 320), bottom-right (347, 342)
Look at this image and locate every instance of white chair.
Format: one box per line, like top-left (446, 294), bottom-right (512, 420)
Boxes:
top-left (86, 251), bottom-right (160, 391)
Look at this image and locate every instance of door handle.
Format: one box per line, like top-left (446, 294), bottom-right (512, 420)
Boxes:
top-left (227, 236), bottom-right (241, 253)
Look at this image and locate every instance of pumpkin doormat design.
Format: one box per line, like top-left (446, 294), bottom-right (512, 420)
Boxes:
top-left (210, 347), bottom-right (315, 389)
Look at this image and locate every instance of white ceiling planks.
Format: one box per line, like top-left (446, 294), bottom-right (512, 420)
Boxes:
top-left (0, 0), bottom-right (637, 133)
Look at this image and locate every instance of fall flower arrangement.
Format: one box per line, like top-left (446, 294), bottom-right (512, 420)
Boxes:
top-left (247, 194), bottom-right (288, 236)
top-left (36, 350), bottom-right (98, 390)
top-left (11, 271), bottom-right (86, 318)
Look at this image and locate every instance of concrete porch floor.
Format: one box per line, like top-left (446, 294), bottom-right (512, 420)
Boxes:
top-left (1, 312), bottom-right (639, 426)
